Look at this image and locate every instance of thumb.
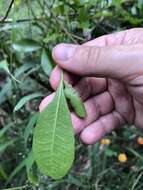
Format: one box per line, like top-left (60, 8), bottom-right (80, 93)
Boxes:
top-left (52, 43), bottom-right (143, 80)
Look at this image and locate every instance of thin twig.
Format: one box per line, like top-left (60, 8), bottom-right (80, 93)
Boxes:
top-left (131, 172), bottom-right (143, 190)
top-left (28, 2), bottom-right (45, 32)
top-left (49, 0), bottom-right (56, 9)
top-left (0, 0), bottom-right (15, 22)
top-left (44, 1), bottom-right (78, 43)
top-left (53, 15), bottom-right (78, 44)
top-left (0, 18), bottom-right (44, 24)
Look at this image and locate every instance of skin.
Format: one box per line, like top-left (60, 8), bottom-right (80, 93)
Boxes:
top-left (39, 28), bottom-right (143, 144)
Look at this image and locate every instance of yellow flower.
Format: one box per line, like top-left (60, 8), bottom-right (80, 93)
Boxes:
top-left (137, 137), bottom-right (143, 145)
top-left (118, 153), bottom-right (127, 163)
top-left (100, 138), bottom-right (111, 145)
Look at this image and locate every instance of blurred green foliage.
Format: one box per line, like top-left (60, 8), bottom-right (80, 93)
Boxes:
top-left (0, 0), bottom-right (143, 189)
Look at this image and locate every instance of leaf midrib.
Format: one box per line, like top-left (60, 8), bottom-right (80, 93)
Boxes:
top-left (50, 84), bottom-right (62, 173)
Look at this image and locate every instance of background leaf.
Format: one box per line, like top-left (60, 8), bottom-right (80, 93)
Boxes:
top-left (41, 49), bottom-right (53, 76)
top-left (26, 151), bottom-right (38, 185)
top-left (0, 79), bottom-right (12, 105)
top-left (0, 164), bottom-right (8, 180)
top-left (12, 39), bottom-right (41, 52)
top-left (0, 140), bottom-right (14, 154)
top-left (0, 123), bottom-right (13, 139)
top-left (24, 112), bottom-right (39, 148)
top-left (14, 93), bottom-right (43, 112)
top-left (0, 60), bottom-right (10, 74)
top-left (6, 154), bottom-right (30, 185)
top-left (0, 60), bottom-right (20, 83)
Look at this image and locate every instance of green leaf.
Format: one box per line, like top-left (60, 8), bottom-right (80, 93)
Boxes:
top-left (0, 60), bottom-right (20, 83)
top-left (68, 174), bottom-right (86, 187)
top-left (33, 76), bottom-right (75, 179)
top-left (0, 79), bottom-right (12, 105)
top-left (24, 113), bottom-right (39, 148)
top-left (26, 151), bottom-right (38, 185)
top-left (0, 123), bottom-right (13, 139)
top-left (64, 81), bottom-right (86, 118)
top-left (0, 140), bottom-right (14, 153)
top-left (0, 164), bottom-right (8, 180)
top-left (41, 49), bottom-right (53, 76)
top-left (14, 62), bottom-right (35, 78)
top-left (105, 149), bottom-right (117, 157)
top-left (0, 60), bottom-right (10, 73)
top-left (14, 93), bottom-right (43, 112)
top-left (127, 148), bottom-right (143, 161)
top-left (6, 152), bottom-right (38, 186)
top-left (6, 156), bottom-right (29, 185)
top-left (12, 39), bottom-right (41, 52)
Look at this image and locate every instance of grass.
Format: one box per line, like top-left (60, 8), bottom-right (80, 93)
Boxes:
top-left (0, 0), bottom-right (143, 189)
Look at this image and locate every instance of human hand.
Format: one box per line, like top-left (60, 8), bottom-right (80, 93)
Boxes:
top-left (39, 28), bottom-right (143, 144)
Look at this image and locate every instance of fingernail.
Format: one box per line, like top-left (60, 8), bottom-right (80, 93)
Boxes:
top-left (53, 44), bottom-right (76, 61)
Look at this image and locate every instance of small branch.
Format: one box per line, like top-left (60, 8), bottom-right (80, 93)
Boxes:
top-left (28, 2), bottom-right (46, 32)
top-left (54, 15), bottom-right (78, 44)
top-left (0, 0), bottom-right (15, 22)
top-left (44, 1), bottom-right (78, 43)
top-left (0, 18), bottom-right (44, 24)
top-left (49, 0), bottom-right (56, 9)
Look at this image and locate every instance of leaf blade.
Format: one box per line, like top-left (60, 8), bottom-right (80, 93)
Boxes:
top-left (0, 140), bottom-right (14, 153)
top-left (12, 39), bottom-right (41, 52)
top-left (41, 49), bottom-right (53, 76)
top-left (14, 93), bottom-right (43, 112)
top-left (26, 151), bottom-right (38, 185)
top-left (0, 123), bottom-right (13, 139)
top-left (33, 78), bottom-right (75, 179)
top-left (24, 113), bottom-right (39, 148)
top-left (6, 153), bottom-right (30, 185)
